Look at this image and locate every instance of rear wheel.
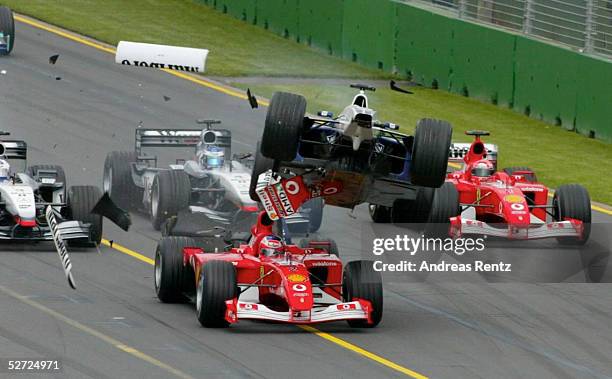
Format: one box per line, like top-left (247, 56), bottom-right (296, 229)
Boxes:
top-left (425, 182), bottom-right (460, 237)
top-left (0, 6), bottom-right (15, 56)
top-left (369, 204), bottom-right (391, 223)
top-left (504, 166), bottom-right (537, 183)
top-left (150, 170), bottom-right (191, 230)
top-left (410, 118), bottom-right (452, 188)
top-left (261, 92), bottom-right (306, 161)
top-left (249, 141), bottom-right (274, 202)
top-left (392, 187), bottom-right (434, 224)
top-left (196, 260), bottom-right (237, 328)
top-left (343, 260), bottom-right (383, 328)
top-left (155, 236), bottom-right (197, 303)
top-left (553, 184), bottom-right (591, 245)
top-left (67, 185), bottom-right (103, 247)
top-left (103, 151), bottom-right (142, 210)
top-left (305, 198), bottom-right (324, 233)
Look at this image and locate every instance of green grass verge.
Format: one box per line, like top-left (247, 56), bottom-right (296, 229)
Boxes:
top-left (3, 0), bottom-right (385, 78)
top-left (6, 0), bottom-right (611, 203)
top-left (234, 83), bottom-right (612, 204)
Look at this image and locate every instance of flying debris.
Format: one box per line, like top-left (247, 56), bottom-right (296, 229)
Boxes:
top-left (247, 88), bottom-right (258, 109)
top-left (389, 80), bottom-right (413, 94)
top-left (163, 95), bottom-right (171, 102)
top-left (91, 193), bottom-right (132, 231)
top-left (49, 54), bottom-right (60, 64)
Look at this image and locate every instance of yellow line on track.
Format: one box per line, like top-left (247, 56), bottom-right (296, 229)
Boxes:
top-left (0, 285), bottom-right (194, 379)
top-left (101, 239), bottom-right (154, 265)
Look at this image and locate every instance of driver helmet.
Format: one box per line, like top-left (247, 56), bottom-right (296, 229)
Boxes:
top-left (471, 159), bottom-right (495, 177)
top-left (259, 235), bottom-right (284, 257)
top-left (0, 159), bottom-right (10, 181)
top-left (198, 145), bottom-right (225, 169)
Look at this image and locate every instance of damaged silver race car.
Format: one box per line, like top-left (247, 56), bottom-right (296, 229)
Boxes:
top-left (0, 132), bottom-right (102, 246)
top-left (103, 120), bottom-right (323, 233)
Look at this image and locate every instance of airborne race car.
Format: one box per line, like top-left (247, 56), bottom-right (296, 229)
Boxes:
top-left (0, 132), bottom-right (102, 245)
top-left (0, 6), bottom-right (14, 56)
top-left (440, 131), bottom-right (591, 243)
top-left (104, 121), bottom-right (323, 233)
top-left (155, 211), bottom-right (382, 327)
top-left (249, 85), bottom-right (452, 222)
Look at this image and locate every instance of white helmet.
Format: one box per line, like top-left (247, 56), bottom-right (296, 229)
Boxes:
top-left (0, 159), bottom-right (10, 181)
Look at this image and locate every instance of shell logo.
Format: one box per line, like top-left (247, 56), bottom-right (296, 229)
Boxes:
top-left (287, 273), bottom-right (307, 283)
top-left (504, 194), bottom-right (523, 203)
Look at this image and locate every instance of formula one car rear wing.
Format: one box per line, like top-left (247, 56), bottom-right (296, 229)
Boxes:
top-left (448, 142), bottom-right (498, 169)
top-left (0, 140), bottom-right (27, 160)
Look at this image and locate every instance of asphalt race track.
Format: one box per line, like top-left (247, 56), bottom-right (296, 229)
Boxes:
top-left (0, 19), bottom-right (611, 379)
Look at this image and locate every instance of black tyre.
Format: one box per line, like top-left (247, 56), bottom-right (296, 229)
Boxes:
top-left (342, 260), bottom-right (383, 328)
top-left (103, 151), bottom-right (143, 210)
top-left (67, 185), bottom-right (103, 247)
top-left (553, 184), bottom-right (591, 245)
top-left (299, 238), bottom-right (339, 256)
top-left (155, 236), bottom-right (197, 303)
top-left (392, 187), bottom-right (435, 224)
top-left (425, 182), bottom-right (460, 237)
top-left (0, 6), bottom-right (15, 56)
top-left (196, 260), bottom-right (237, 328)
top-left (369, 204), bottom-right (391, 223)
top-left (305, 197), bottom-right (324, 233)
top-left (249, 141), bottom-right (274, 202)
top-left (261, 92), bottom-right (306, 161)
top-left (504, 166), bottom-right (537, 183)
top-left (150, 170), bottom-right (191, 230)
top-left (410, 118), bottom-right (452, 188)
top-left (27, 164), bottom-right (67, 201)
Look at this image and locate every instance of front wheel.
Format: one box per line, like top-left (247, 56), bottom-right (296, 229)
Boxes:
top-left (260, 92), bottom-right (306, 161)
top-left (410, 118), bottom-right (452, 188)
top-left (150, 170), bottom-right (191, 230)
top-left (0, 6), bottom-right (15, 56)
top-left (553, 184), bottom-right (591, 245)
top-left (196, 260), bottom-right (237, 328)
top-left (424, 182), bottom-right (460, 237)
top-left (343, 260), bottom-right (383, 328)
top-left (155, 236), bottom-right (196, 303)
top-left (67, 185), bottom-right (102, 247)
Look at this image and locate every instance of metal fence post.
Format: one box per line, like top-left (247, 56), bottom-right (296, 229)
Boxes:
top-left (584, 0), bottom-right (595, 53)
top-left (523, 0), bottom-right (533, 34)
top-left (458, 0), bottom-right (467, 19)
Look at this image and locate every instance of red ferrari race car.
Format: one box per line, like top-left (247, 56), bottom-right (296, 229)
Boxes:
top-left (438, 130), bottom-right (591, 243)
top-left (154, 211), bottom-right (382, 327)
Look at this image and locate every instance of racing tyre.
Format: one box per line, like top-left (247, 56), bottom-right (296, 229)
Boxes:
top-left (261, 92), bottom-right (306, 161)
top-left (299, 238), bottom-right (339, 256)
top-left (155, 236), bottom-right (197, 303)
top-left (0, 6), bottom-right (15, 56)
top-left (103, 151), bottom-right (143, 210)
top-left (425, 182), bottom-right (460, 237)
top-left (196, 260), bottom-right (237, 328)
top-left (369, 204), bottom-right (391, 223)
top-left (151, 170), bottom-right (191, 230)
top-left (67, 185), bottom-right (103, 247)
top-left (392, 187), bottom-right (435, 224)
top-left (343, 260), bottom-right (383, 328)
top-left (504, 166), bottom-right (537, 183)
top-left (305, 197), bottom-right (324, 233)
top-left (410, 118), bottom-right (452, 188)
top-left (27, 164), bottom-right (67, 202)
top-left (553, 184), bottom-right (591, 245)
top-left (249, 141), bottom-right (274, 202)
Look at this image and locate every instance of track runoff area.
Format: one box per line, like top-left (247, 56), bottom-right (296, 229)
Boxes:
top-left (3, 13), bottom-right (612, 379)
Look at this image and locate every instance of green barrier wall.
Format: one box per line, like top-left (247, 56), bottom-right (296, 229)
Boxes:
top-left (199, 0), bottom-right (612, 142)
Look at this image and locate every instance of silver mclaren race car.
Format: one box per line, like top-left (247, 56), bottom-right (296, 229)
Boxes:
top-left (103, 120), bottom-right (323, 233)
top-left (0, 132), bottom-right (102, 246)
